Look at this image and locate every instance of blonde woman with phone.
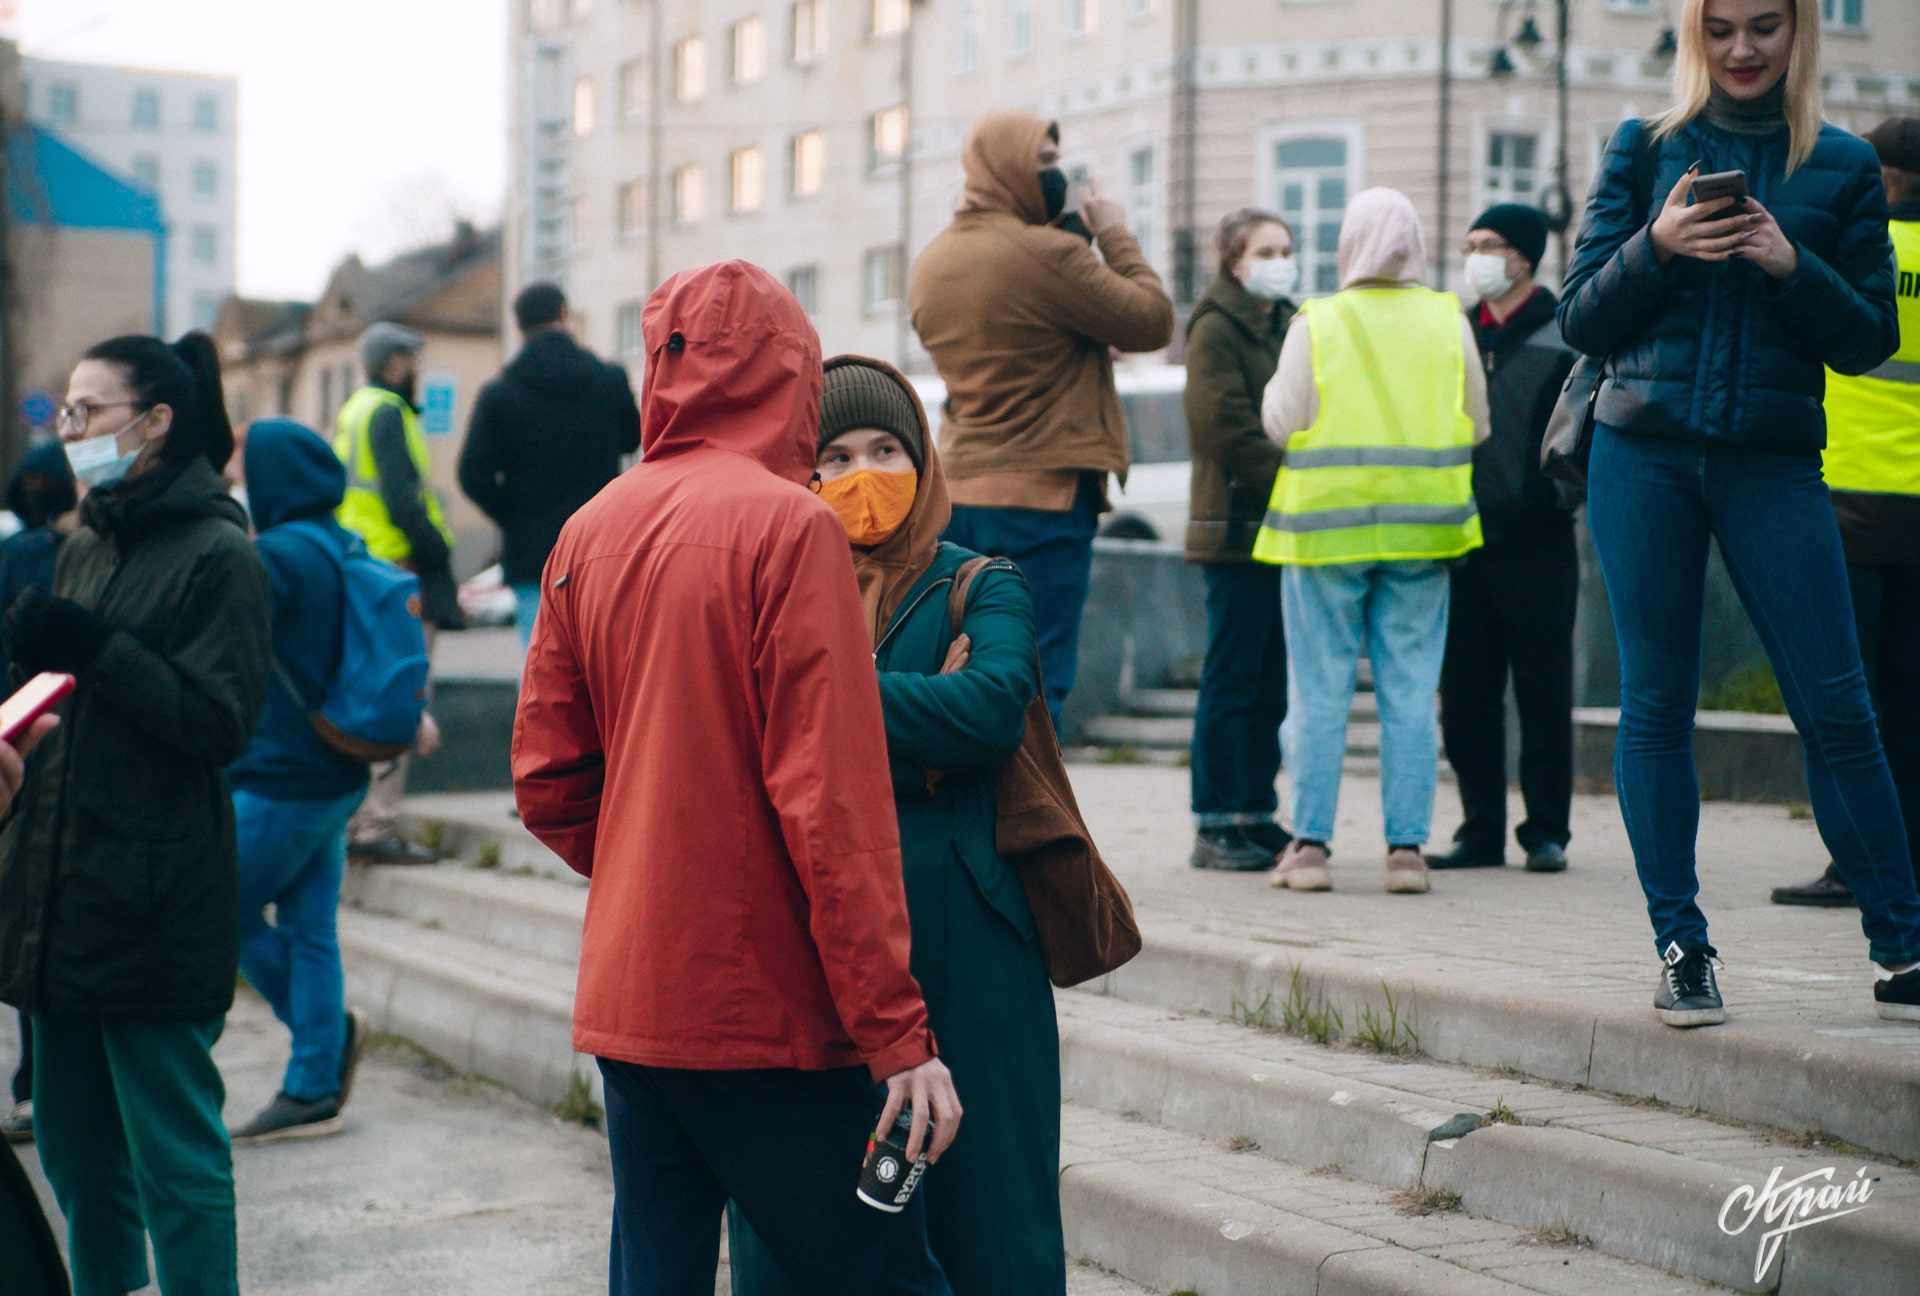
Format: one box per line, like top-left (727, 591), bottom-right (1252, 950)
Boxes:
top-left (1559, 0), bottom-right (1920, 1027)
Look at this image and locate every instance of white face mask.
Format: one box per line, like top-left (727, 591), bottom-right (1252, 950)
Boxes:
top-left (1243, 254), bottom-right (1299, 302)
top-left (1463, 252), bottom-right (1517, 303)
top-left (64, 412), bottom-right (148, 491)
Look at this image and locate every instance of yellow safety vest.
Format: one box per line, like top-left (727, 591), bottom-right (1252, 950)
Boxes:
top-left (1253, 288), bottom-right (1482, 566)
top-left (333, 386), bottom-right (454, 565)
top-left (1824, 220), bottom-right (1920, 500)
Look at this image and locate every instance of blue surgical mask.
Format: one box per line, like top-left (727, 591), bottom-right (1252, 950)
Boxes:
top-left (64, 414), bottom-right (147, 491)
top-left (1244, 255), bottom-right (1299, 302)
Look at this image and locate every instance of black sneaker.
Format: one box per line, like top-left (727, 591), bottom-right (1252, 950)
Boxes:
top-left (1190, 827), bottom-right (1277, 872)
top-left (2, 1099), bottom-right (30, 1144)
top-left (1770, 868), bottom-right (1856, 908)
top-left (230, 1091), bottom-right (343, 1144)
top-left (1875, 966), bottom-right (1920, 1022)
top-left (337, 1007), bottom-right (368, 1113)
top-left (1243, 821), bottom-right (1294, 857)
top-left (1655, 942), bottom-right (1725, 1028)
top-left (348, 831), bottom-right (438, 866)
top-left (1425, 841), bottom-right (1505, 869)
top-left (1524, 842), bottom-right (1569, 874)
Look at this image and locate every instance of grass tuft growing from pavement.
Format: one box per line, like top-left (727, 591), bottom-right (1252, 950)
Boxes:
top-left (1395, 1186), bottom-right (1464, 1216)
top-left (1281, 964), bottom-right (1343, 1045)
top-left (553, 1071), bottom-right (604, 1128)
top-left (1484, 1097), bottom-right (1522, 1127)
top-left (414, 819), bottom-right (448, 855)
top-left (1216, 1133), bottom-right (1259, 1153)
top-left (1353, 982), bottom-right (1419, 1055)
top-left (1521, 1224), bottom-right (1594, 1249)
top-left (473, 843), bottom-right (502, 870)
top-left (1095, 743), bottom-right (1145, 765)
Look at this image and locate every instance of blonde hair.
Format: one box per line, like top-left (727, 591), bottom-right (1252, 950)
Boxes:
top-left (1652, 0), bottom-right (1824, 174)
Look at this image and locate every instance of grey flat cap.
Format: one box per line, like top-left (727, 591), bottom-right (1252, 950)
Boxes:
top-left (357, 322), bottom-right (426, 375)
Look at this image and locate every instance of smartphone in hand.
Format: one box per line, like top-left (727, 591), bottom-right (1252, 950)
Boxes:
top-left (1690, 169), bottom-right (1750, 208)
top-left (0, 672), bottom-right (75, 745)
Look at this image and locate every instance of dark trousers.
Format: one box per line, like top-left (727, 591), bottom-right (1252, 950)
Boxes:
top-left (1848, 560), bottom-right (1920, 886)
top-left (1190, 562), bottom-right (1287, 825)
top-left (599, 1059), bottom-right (950, 1296)
top-left (942, 477), bottom-right (1101, 734)
top-left (1439, 531), bottom-right (1578, 853)
top-left (11, 1012), bottom-right (29, 1105)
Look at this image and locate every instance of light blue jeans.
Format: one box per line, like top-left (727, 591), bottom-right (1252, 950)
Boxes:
top-left (1280, 560), bottom-right (1451, 847)
top-left (514, 582), bottom-right (542, 649)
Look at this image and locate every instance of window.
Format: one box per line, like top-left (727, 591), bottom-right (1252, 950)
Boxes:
top-left (572, 193), bottom-right (592, 245)
top-left (792, 0), bottom-right (829, 61)
top-left (49, 82), bottom-right (79, 124)
top-left (130, 155), bottom-right (161, 192)
top-left (132, 88), bottom-right (160, 129)
top-left (863, 245), bottom-right (905, 313)
top-left (731, 147), bottom-right (766, 213)
top-left (1128, 0), bottom-right (1153, 17)
top-left (1605, 0), bottom-right (1653, 11)
top-left (620, 59), bottom-right (647, 117)
top-left (193, 160), bottom-right (219, 199)
top-left (1010, 0), bottom-right (1034, 57)
top-left (1067, 0), bottom-right (1097, 37)
top-left (871, 0), bottom-right (910, 36)
top-left (957, 0), bottom-right (979, 73)
top-left (193, 95), bottom-right (219, 132)
top-left (1125, 146), bottom-right (1155, 263)
top-left (733, 16), bottom-right (767, 83)
top-left (1484, 131), bottom-right (1539, 204)
top-left (787, 265), bottom-right (820, 315)
top-left (616, 302), bottom-right (644, 356)
top-left (573, 76), bottom-right (596, 135)
top-left (791, 130), bottom-right (827, 196)
top-left (320, 369), bottom-right (335, 428)
top-left (673, 163), bottom-right (705, 224)
top-left (1273, 136), bottom-right (1348, 294)
top-left (869, 105), bottom-right (909, 171)
top-left (675, 36), bottom-right (707, 101)
top-left (619, 179), bottom-right (648, 236)
top-left (193, 295), bottom-right (223, 331)
top-left (190, 225), bottom-right (219, 265)
top-left (1822, 0), bottom-right (1864, 30)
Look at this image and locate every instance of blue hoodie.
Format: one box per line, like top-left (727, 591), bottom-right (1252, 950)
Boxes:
top-left (227, 419), bottom-right (370, 802)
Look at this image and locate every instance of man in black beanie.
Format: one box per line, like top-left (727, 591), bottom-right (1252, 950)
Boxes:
top-left (1429, 203), bottom-right (1580, 875)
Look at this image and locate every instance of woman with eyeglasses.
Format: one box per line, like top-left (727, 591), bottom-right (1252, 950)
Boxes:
top-left (1560, 0), bottom-right (1920, 1026)
top-left (0, 332), bottom-right (271, 1295)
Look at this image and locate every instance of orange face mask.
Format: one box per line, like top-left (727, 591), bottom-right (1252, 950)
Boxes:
top-left (817, 468), bottom-right (918, 546)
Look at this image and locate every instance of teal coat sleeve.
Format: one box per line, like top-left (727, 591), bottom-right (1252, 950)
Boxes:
top-left (876, 564), bottom-right (1036, 775)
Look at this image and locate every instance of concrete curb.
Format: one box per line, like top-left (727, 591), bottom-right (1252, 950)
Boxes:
top-left (1097, 929), bottom-right (1920, 1164)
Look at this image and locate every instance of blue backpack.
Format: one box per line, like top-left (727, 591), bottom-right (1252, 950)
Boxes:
top-left (272, 521), bottom-right (430, 764)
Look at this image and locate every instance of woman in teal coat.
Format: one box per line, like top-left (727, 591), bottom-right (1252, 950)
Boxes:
top-left (731, 356), bottom-right (1065, 1295)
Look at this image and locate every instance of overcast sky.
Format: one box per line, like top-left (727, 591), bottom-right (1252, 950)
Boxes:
top-left (14, 0), bottom-right (509, 299)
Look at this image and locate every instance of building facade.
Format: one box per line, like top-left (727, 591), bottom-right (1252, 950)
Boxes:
top-left (510, 0), bottom-right (1920, 374)
top-left (21, 56), bottom-right (238, 336)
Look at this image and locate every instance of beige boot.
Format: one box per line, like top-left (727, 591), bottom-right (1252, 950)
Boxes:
top-left (1386, 847), bottom-right (1431, 894)
top-left (1271, 840), bottom-right (1332, 891)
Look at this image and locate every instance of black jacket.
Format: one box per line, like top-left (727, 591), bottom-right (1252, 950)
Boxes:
top-left (1182, 274), bottom-right (1294, 563)
top-left (1559, 116), bottom-right (1898, 452)
top-left (0, 459), bottom-right (271, 1020)
top-left (1470, 287), bottom-right (1577, 544)
top-left (459, 329), bottom-right (641, 584)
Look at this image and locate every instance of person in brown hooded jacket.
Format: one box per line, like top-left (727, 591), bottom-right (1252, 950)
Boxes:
top-left (910, 109), bottom-right (1174, 734)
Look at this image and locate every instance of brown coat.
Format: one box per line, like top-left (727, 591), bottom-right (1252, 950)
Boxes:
top-left (908, 110), bottom-right (1174, 494)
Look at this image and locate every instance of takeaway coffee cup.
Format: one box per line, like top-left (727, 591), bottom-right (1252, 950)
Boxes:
top-left (856, 1106), bottom-right (931, 1213)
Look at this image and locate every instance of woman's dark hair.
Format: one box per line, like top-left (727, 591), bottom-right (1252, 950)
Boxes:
top-left (80, 331), bottom-right (235, 473)
top-left (1214, 207), bottom-right (1293, 273)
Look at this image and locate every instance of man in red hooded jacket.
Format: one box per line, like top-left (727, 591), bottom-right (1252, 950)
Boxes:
top-left (513, 262), bottom-right (960, 1296)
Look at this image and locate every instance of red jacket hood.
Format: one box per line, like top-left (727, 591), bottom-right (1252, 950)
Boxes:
top-left (640, 260), bottom-right (822, 486)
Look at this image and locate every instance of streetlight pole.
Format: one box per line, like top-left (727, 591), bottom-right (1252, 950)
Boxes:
top-left (1436, 0), bottom-right (1453, 290)
top-left (1551, 0), bottom-right (1571, 277)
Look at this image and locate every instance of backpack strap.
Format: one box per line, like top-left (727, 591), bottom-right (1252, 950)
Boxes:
top-left (264, 519), bottom-right (350, 715)
top-left (1628, 118), bottom-right (1661, 226)
top-left (946, 556), bottom-right (1014, 632)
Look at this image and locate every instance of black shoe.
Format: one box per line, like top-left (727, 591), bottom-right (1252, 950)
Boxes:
top-left (1191, 827), bottom-right (1278, 872)
top-left (349, 831), bottom-right (438, 866)
top-left (2, 1100), bottom-right (30, 1144)
top-left (1524, 842), bottom-right (1569, 874)
top-left (1243, 821), bottom-right (1294, 857)
top-left (230, 1091), bottom-right (343, 1144)
top-left (1655, 942), bottom-right (1725, 1028)
top-left (1876, 967), bottom-right (1920, 1022)
top-left (1424, 841), bottom-right (1505, 870)
top-left (1770, 868), bottom-right (1856, 908)
top-left (337, 1007), bottom-right (368, 1113)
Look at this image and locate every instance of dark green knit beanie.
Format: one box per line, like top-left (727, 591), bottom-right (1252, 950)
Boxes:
top-left (818, 359), bottom-right (925, 470)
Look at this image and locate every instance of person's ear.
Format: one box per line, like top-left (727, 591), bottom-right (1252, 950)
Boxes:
top-left (143, 403), bottom-right (173, 439)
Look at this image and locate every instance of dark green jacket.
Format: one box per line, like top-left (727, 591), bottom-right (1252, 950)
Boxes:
top-left (1182, 273), bottom-right (1295, 563)
top-left (0, 459), bottom-right (271, 1021)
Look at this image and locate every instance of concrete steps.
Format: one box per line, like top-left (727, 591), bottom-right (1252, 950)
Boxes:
top-left (336, 839), bottom-right (1911, 1294)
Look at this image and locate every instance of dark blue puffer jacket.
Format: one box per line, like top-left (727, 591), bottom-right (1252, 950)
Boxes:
top-left (1558, 115), bottom-right (1898, 452)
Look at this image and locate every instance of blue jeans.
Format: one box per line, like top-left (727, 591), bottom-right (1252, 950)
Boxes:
top-left (942, 477), bottom-right (1101, 734)
top-left (1281, 560), bottom-right (1450, 847)
top-left (1191, 562), bottom-right (1286, 827)
top-left (1587, 427), bottom-right (1920, 965)
top-left (233, 787), bottom-right (366, 1102)
top-left (599, 1060), bottom-right (950, 1296)
top-left (513, 582), bottom-right (542, 649)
